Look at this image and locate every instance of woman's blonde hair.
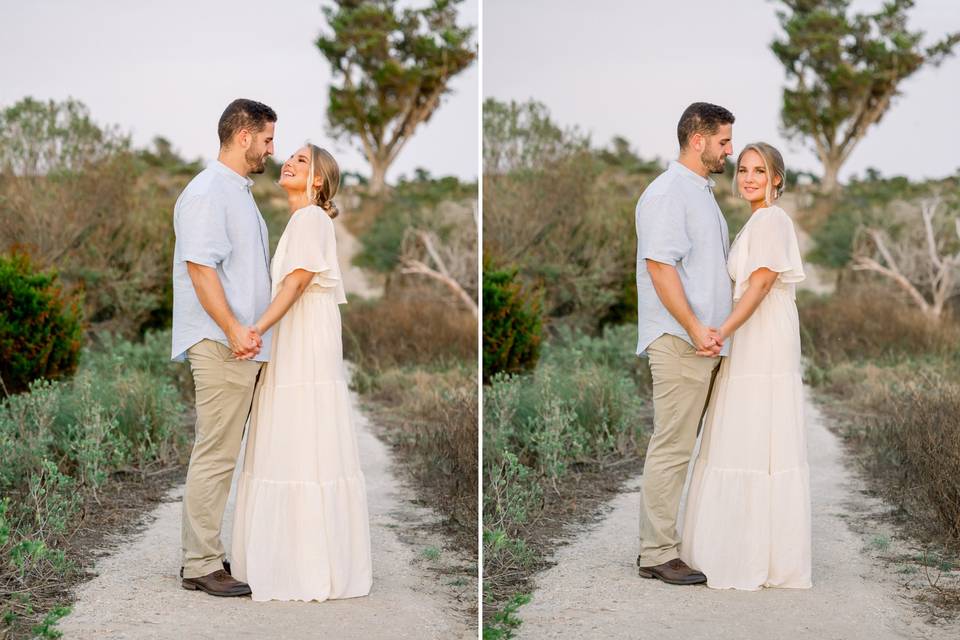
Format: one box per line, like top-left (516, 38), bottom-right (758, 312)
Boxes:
top-left (734, 142), bottom-right (785, 206)
top-left (305, 143), bottom-right (341, 218)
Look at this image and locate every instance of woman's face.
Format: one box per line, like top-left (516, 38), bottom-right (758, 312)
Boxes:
top-left (736, 149), bottom-right (774, 205)
top-left (278, 145), bottom-right (315, 193)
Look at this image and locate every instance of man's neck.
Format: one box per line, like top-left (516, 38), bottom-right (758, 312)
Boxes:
top-left (217, 150), bottom-right (249, 178)
top-left (677, 153), bottom-right (708, 179)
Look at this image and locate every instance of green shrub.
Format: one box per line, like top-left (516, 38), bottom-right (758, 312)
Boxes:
top-left (482, 325), bottom-right (650, 631)
top-left (0, 330), bottom-right (189, 637)
top-left (0, 252), bottom-right (83, 395)
top-left (482, 261), bottom-right (543, 383)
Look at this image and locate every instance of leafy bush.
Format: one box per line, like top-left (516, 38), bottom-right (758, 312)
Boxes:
top-left (483, 99), bottom-right (634, 326)
top-left (0, 251), bottom-right (82, 395)
top-left (482, 262), bottom-right (543, 384)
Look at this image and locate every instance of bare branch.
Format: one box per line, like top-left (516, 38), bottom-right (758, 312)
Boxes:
top-left (867, 228), bottom-right (902, 275)
top-left (418, 230), bottom-right (451, 276)
top-left (852, 255), bottom-right (932, 315)
top-left (400, 258), bottom-right (478, 317)
top-left (921, 197), bottom-right (944, 270)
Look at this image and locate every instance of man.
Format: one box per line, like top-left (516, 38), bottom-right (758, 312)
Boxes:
top-left (170, 98), bottom-right (276, 596)
top-left (634, 102), bottom-right (734, 585)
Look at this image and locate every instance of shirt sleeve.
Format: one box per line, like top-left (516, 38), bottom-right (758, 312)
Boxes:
top-left (175, 194), bottom-right (231, 267)
top-left (277, 207), bottom-right (341, 289)
top-left (636, 194), bottom-right (691, 265)
top-left (732, 207), bottom-right (805, 300)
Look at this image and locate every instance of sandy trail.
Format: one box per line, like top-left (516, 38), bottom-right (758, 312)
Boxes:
top-left (58, 392), bottom-right (472, 639)
top-left (516, 394), bottom-right (960, 640)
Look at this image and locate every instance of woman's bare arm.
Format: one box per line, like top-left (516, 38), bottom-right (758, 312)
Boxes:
top-left (252, 269), bottom-right (316, 336)
top-left (718, 267), bottom-right (780, 341)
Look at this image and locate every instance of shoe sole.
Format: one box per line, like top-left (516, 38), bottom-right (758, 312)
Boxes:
top-left (181, 581), bottom-right (251, 597)
top-left (637, 568), bottom-right (707, 586)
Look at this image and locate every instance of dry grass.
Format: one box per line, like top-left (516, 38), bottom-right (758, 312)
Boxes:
top-left (366, 366), bottom-right (478, 539)
top-left (856, 375), bottom-right (960, 545)
top-left (341, 293), bottom-right (478, 554)
top-left (800, 284), bottom-right (960, 610)
top-left (342, 295), bottom-right (476, 370)
top-left (800, 284), bottom-right (960, 367)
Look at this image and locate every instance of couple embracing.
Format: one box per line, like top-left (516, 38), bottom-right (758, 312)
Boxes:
top-left (170, 99), bottom-right (372, 601)
top-left (635, 102), bottom-right (811, 591)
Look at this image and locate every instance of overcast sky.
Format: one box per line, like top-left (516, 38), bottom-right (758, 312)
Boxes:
top-left (483, 0), bottom-right (960, 182)
top-left (1, 0), bottom-right (479, 182)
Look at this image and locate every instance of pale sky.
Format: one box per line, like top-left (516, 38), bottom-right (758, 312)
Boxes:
top-left (1, 0), bottom-right (479, 182)
top-left (483, 0), bottom-right (960, 182)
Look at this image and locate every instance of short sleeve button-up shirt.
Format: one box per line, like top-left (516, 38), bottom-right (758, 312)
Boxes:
top-left (635, 161), bottom-right (732, 356)
top-left (170, 161), bottom-right (272, 362)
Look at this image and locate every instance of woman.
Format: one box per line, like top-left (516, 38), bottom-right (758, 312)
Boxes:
top-left (231, 143), bottom-right (373, 602)
top-left (679, 142), bottom-right (811, 590)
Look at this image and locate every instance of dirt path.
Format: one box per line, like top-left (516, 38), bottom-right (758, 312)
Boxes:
top-left (515, 394), bottom-right (960, 639)
top-left (57, 391), bottom-right (472, 639)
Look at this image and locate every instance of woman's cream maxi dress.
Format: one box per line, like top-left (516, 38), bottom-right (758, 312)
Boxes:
top-left (679, 205), bottom-right (811, 590)
top-left (232, 205), bottom-right (372, 602)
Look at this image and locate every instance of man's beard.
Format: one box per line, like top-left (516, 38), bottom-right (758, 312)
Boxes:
top-left (701, 150), bottom-right (726, 174)
top-left (246, 148), bottom-right (267, 174)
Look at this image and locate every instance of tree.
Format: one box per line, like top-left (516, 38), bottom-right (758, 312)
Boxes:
top-left (316, 0), bottom-right (476, 195)
top-left (771, 0), bottom-right (959, 193)
top-left (853, 193), bottom-right (960, 319)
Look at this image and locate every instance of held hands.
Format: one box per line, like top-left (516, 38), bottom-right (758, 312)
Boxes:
top-left (228, 322), bottom-right (262, 360)
top-left (691, 323), bottom-right (724, 358)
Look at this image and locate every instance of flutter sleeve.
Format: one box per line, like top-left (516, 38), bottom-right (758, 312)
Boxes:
top-left (276, 206), bottom-right (344, 298)
top-left (732, 206), bottom-right (805, 300)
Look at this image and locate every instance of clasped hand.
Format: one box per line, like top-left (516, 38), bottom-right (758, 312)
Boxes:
top-left (228, 323), bottom-right (262, 360)
top-left (693, 324), bottom-right (724, 357)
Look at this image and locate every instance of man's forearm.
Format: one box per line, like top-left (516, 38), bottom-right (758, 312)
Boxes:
top-left (185, 262), bottom-right (240, 334)
top-left (646, 260), bottom-right (698, 332)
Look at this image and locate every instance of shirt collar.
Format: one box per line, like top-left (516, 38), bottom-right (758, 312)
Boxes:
top-left (210, 160), bottom-right (254, 190)
top-left (669, 160), bottom-right (716, 190)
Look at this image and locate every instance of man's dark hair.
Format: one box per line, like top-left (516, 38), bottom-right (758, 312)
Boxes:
top-left (218, 99), bottom-right (277, 146)
top-left (677, 102), bottom-right (735, 149)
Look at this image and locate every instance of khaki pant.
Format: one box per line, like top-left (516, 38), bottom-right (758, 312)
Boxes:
top-left (181, 339), bottom-right (262, 579)
top-left (638, 334), bottom-right (720, 566)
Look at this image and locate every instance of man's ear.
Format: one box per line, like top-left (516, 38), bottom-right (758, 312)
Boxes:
top-left (237, 129), bottom-right (252, 150)
top-left (690, 132), bottom-right (704, 153)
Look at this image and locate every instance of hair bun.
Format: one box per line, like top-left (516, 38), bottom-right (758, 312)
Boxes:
top-left (320, 199), bottom-right (340, 219)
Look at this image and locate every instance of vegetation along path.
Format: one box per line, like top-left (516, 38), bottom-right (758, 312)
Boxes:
top-left (515, 395), bottom-right (960, 640)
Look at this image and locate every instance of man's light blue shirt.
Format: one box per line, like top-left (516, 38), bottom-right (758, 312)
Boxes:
top-left (171, 161), bottom-right (272, 362)
top-left (635, 160), bottom-right (732, 356)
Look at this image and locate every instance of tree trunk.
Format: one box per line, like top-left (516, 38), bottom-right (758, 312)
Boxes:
top-left (367, 162), bottom-right (388, 196)
top-left (819, 159), bottom-right (841, 195)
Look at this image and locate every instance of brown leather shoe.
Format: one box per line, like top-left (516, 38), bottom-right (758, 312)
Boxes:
top-left (181, 569), bottom-right (251, 597)
top-left (637, 556), bottom-right (707, 585)
top-left (180, 560), bottom-right (231, 578)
